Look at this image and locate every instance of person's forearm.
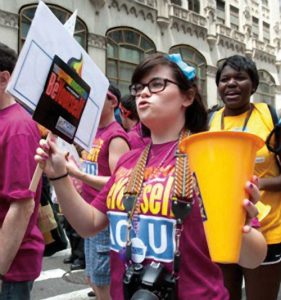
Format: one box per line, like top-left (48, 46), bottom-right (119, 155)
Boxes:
top-left (0, 198), bottom-right (34, 274)
top-left (259, 175), bottom-right (281, 191)
top-left (74, 171), bottom-right (110, 191)
top-left (52, 176), bottom-right (107, 237)
top-left (238, 228), bottom-right (267, 268)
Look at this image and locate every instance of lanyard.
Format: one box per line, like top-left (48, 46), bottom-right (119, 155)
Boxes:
top-left (121, 130), bottom-right (194, 274)
top-left (220, 104), bottom-right (254, 132)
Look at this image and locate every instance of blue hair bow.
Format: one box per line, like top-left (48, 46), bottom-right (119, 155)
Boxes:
top-left (166, 53), bottom-right (196, 81)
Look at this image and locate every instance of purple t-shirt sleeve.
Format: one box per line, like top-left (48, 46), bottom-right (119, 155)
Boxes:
top-left (91, 149), bottom-right (139, 214)
top-left (0, 104), bottom-right (44, 282)
top-left (82, 121), bottom-right (130, 204)
top-left (1, 133), bottom-right (37, 201)
top-left (128, 124), bottom-right (150, 149)
top-left (91, 174), bottom-right (116, 214)
top-left (97, 123), bottom-right (130, 177)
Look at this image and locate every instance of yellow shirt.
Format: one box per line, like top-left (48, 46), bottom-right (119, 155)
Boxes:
top-left (209, 103), bottom-right (281, 244)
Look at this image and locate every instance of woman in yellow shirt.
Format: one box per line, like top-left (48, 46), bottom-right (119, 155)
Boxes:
top-left (210, 55), bottom-right (281, 300)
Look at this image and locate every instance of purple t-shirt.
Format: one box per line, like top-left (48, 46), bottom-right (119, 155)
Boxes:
top-left (82, 121), bottom-right (130, 203)
top-left (93, 141), bottom-right (229, 300)
top-left (0, 103), bottom-right (44, 281)
top-left (128, 123), bottom-right (150, 150)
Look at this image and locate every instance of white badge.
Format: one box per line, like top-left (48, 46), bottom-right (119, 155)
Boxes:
top-left (131, 237), bottom-right (147, 263)
top-left (255, 156), bottom-right (265, 164)
top-left (82, 160), bottom-right (98, 175)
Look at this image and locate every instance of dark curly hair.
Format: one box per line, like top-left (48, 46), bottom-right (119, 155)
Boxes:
top-left (216, 55), bottom-right (259, 94)
top-left (120, 94), bottom-right (139, 121)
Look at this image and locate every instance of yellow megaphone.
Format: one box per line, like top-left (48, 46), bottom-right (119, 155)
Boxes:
top-left (180, 131), bottom-right (264, 263)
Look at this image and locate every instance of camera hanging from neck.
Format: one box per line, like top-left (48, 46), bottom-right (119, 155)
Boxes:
top-left (121, 129), bottom-right (194, 276)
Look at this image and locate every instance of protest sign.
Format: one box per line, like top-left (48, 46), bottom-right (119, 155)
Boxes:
top-left (33, 55), bottom-right (90, 143)
top-left (6, 1), bottom-right (109, 192)
top-left (7, 1), bottom-right (109, 151)
top-left (63, 9), bottom-right (77, 36)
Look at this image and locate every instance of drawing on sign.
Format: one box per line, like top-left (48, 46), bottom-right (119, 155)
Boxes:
top-left (33, 55), bottom-right (90, 143)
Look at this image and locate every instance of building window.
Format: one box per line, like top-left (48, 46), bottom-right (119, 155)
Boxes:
top-left (230, 6), bottom-right (239, 31)
top-left (188, 0), bottom-right (200, 13)
top-left (262, 0), bottom-right (268, 6)
top-left (169, 45), bottom-right (207, 105)
top-left (263, 22), bottom-right (270, 44)
top-left (171, 0), bottom-right (182, 6)
top-left (19, 4), bottom-right (88, 51)
top-left (216, 0), bottom-right (225, 24)
top-left (106, 28), bottom-right (156, 96)
top-left (255, 70), bottom-right (275, 107)
top-left (252, 17), bottom-right (259, 39)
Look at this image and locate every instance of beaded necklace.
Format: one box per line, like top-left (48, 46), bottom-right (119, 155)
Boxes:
top-left (121, 129), bottom-right (195, 275)
top-left (131, 141), bottom-right (178, 234)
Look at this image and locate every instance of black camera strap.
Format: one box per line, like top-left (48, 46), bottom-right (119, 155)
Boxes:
top-left (121, 129), bottom-right (194, 276)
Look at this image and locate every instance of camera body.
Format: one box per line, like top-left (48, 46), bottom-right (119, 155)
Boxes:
top-left (123, 262), bottom-right (177, 300)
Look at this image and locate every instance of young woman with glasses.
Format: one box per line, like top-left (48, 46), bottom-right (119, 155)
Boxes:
top-left (35, 53), bottom-right (266, 299)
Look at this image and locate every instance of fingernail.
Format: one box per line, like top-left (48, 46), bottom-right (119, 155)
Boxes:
top-left (246, 200), bottom-right (251, 206)
top-left (42, 153), bottom-right (49, 159)
top-left (249, 183), bottom-right (254, 189)
top-left (243, 225), bottom-right (251, 233)
top-left (43, 143), bottom-right (50, 151)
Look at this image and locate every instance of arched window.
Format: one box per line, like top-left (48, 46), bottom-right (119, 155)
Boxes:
top-left (255, 70), bottom-right (276, 107)
top-left (170, 45), bottom-right (207, 105)
top-left (216, 0), bottom-right (225, 24)
top-left (19, 4), bottom-right (88, 51)
top-left (106, 28), bottom-right (156, 96)
top-left (188, 0), bottom-right (200, 13)
top-left (171, 0), bottom-right (182, 6)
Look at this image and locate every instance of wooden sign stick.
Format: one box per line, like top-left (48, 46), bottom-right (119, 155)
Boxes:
top-left (29, 132), bottom-right (54, 192)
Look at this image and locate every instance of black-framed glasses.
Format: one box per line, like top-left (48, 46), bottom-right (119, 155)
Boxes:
top-left (266, 121), bottom-right (281, 154)
top-left (129, 77), bottom-right (178, 96)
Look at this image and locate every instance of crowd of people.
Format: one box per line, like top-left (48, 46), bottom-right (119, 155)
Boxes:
top-left (0, 40), bottom-right (280, 300)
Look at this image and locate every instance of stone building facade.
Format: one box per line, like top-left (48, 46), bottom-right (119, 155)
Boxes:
top-left (0, 0), bottom-right (280, 109)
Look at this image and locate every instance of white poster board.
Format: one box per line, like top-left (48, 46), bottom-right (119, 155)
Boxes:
top-left (7, 1), bottom-right (108, 151)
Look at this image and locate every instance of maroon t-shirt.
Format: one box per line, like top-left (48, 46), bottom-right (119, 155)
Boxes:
top-left (0, 103), bottom-right (44, 281)
top-left (82, 121), bottom-right (130, 203)
top-left (93, 141), bottom-right (229, 299)
top-left (128, 123), bottom-right (150, 149)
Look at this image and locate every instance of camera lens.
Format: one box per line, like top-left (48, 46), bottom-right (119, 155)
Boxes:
top-left (131, 289), bottom-right (158, 300)
top-left (133, 264), bottom-right (143, 271)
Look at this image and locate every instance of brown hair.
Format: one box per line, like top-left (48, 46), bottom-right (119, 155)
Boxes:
top-left (131, 53), bottom-right (208, 134)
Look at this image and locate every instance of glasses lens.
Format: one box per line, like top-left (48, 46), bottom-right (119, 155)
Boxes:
top-left (129, 85), bottom-right (136, 96)
top-left (149, 78), bottom-right (165, 93)
top-left (130, 84), bottom-right (144, 96)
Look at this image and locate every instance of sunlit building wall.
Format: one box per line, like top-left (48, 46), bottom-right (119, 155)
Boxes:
top-left (0, 0), bottom-right (280, 109)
